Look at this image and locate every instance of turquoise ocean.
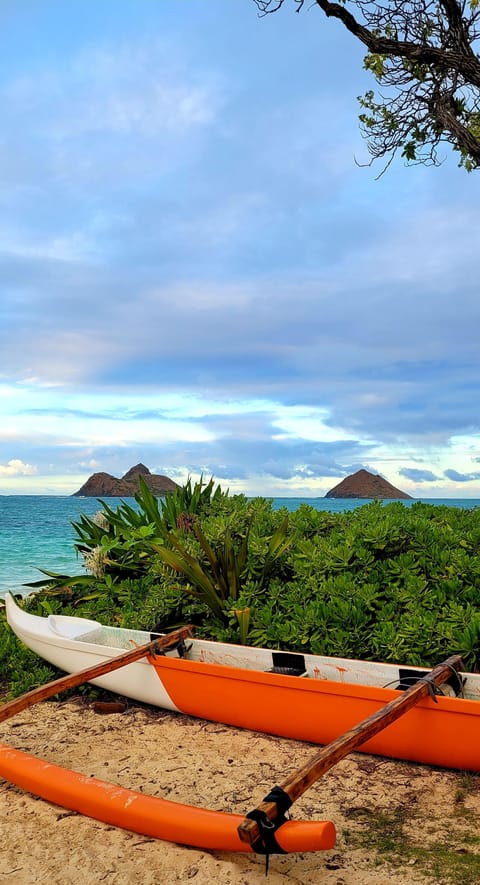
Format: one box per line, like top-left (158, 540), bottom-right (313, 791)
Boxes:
top-left (1, 495), bottom-right (479, 599)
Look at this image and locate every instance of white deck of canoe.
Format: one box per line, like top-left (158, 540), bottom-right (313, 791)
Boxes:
top-left (5, 593), bottom-right (480, 701)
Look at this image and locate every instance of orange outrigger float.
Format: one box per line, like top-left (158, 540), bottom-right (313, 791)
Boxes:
top-left (0, 627), bottom-right (463, 858)
top-left (0, 744), bottom-right (335, 854)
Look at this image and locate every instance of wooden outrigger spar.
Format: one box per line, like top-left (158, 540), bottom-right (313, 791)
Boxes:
top-left (238, 654), bottom-right (464, 853)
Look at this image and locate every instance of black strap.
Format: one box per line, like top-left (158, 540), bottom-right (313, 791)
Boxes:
top-left (149, 634), bottom-right (192, 658)
top-left (245, 786), bottom-right (293, 856)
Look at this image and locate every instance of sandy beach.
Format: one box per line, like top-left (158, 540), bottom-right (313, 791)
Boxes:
top-left (1, 698), bottom-right (478, 884)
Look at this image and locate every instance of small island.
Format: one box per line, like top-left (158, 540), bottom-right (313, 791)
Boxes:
top-left (325, 469), bottom-right (412, 499)
top-left (72, 463), bottom-right (179, 497)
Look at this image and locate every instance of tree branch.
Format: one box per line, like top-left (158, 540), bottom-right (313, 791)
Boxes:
top-left (253, 0), bottom-right (480, 169)
top-left (313, 0), bottom-right (480, 86)
top-left (429, 87), bottom-right (480, 162)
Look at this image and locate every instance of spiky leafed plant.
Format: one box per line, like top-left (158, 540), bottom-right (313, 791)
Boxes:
top-left (153, 514), bottom-right (291, 628)
top-left (159, 474), bottom-right (225, 530)
top-left (26, 476), bottom-right (228, 597)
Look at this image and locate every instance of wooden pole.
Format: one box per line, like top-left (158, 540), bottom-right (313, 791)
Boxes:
top-left (0, 625), bottom-right (194, 724)
top-left (238, 654), bottom-right (463, 846)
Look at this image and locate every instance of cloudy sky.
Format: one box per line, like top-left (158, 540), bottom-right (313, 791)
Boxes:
top-left (1, 0), bottom-right (479, 498)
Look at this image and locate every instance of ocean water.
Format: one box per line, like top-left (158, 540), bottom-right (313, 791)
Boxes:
top-left (1, 495), bottom-right (479, 598)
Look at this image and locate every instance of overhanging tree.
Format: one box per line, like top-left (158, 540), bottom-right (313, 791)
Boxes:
top-left (253, 0), bottom-right (480, 171)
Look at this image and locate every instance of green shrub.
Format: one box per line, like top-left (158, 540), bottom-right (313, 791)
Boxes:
top-left (2, 492), bottom-right (480, 696)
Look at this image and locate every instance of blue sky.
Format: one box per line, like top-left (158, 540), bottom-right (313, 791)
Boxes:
top-left (1, 0), bottom-right (479, 497)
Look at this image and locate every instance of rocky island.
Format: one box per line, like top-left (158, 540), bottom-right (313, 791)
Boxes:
top-left (72, 463), bottom-right (179, 497)
top-left (325, 469), bottom-right (412, 499)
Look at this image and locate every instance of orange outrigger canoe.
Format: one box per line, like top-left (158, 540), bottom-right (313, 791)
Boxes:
top-left (5, 593), bottom-right (480, 771)
top-left (0, 654), bottom-right (460, 856)
top-left (1, 596), bottom-right (470, 856)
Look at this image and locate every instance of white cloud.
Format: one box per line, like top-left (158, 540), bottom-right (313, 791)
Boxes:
top-left (271, 405), bottom-right (358, 443)
top-left (0, 458), bottom-right (36, 477)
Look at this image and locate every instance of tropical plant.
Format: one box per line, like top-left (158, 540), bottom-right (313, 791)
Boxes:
top-left (159, 474), bottom-right (225, 530)
top-left (153, 513), bottom-right (291, 627)
top-left (25, 476), bottom-right (229, 598)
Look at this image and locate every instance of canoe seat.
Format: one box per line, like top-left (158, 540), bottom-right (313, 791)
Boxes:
top-left (269, 651), bottom-right (307, 677)
top-left (268, 666), bottom-right (308, 677)
top-left (397, 667), bottom-right (465, 697)
top-left (48, 614), bottom-right (100, 639)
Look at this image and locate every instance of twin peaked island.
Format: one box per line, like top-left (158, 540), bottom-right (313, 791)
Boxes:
top-left (73, 465), bottom-right (411, 500)
top-left (72, 464), bottom-right (179, 497)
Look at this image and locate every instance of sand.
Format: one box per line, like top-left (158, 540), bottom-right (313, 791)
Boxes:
top-left (1, 699), bottom-right (478, 884)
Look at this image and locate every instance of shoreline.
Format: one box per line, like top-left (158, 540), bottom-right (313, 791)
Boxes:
top-left (1, 699), bottom-right (479, 884)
